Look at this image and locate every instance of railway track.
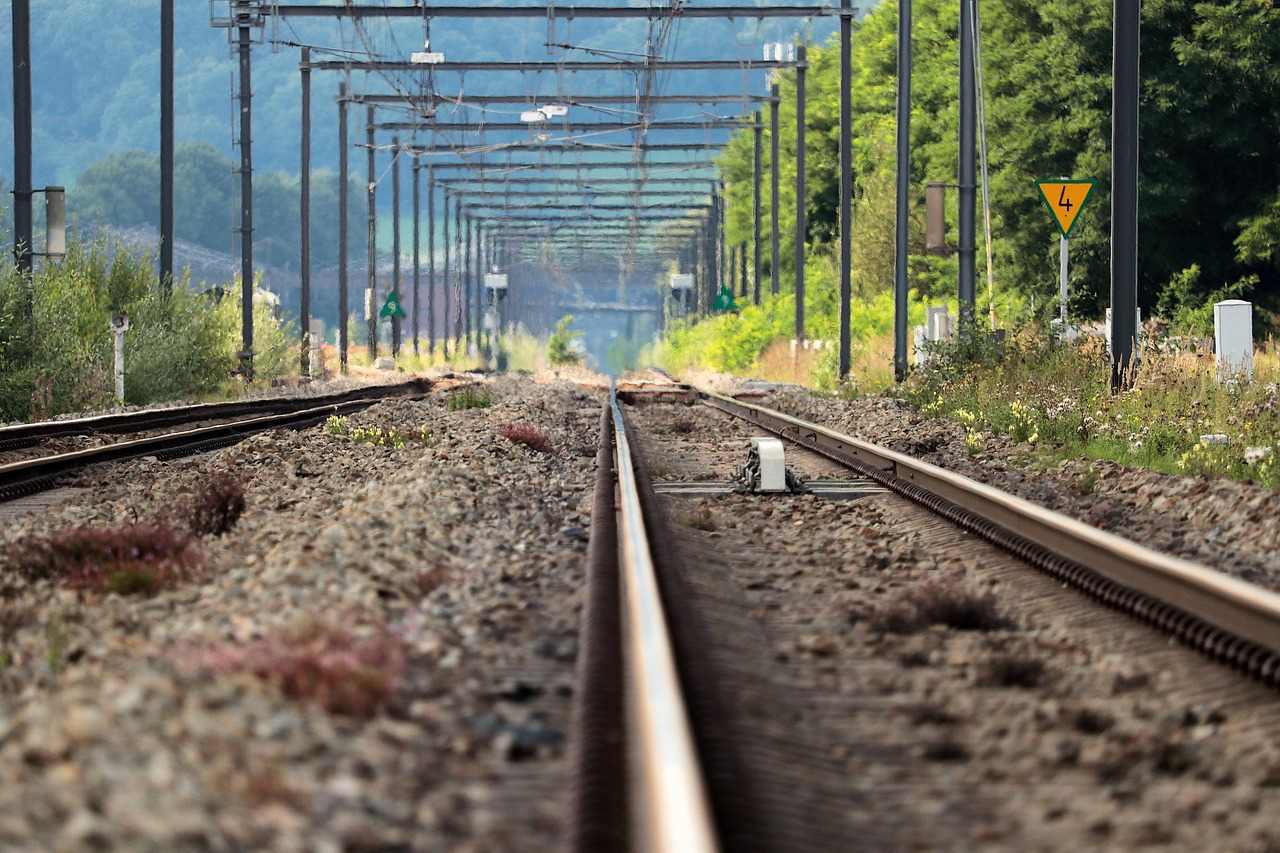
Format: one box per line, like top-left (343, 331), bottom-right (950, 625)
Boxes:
top-left (6, 372), bottom-right (1280, 849)
top-left (0, 379), bottom-right (432, 503)
top-left (573, 378), bottom-right (1280, 851)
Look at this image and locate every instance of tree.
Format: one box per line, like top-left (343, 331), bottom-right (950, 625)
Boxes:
top-left (716, 0), bottom-right (1280, 330)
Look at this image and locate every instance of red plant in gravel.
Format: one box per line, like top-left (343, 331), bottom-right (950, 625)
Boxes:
top-left (188, 471), bottom-right (249, 536)
top-left (186, 620), bottom-right (406, 718)
top-left (7, 523), bottom-right (204, 596)
top-left (496, 422), bottom-right (554, 454)
top-left (869, 574), bottom-right (1015, 634)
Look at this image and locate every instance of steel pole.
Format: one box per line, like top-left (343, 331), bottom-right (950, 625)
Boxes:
top-left (839, 0), bottom-right (853, 379)
top-left (160, 0), bottom-right (174, 294)
top-left (11, 0), bottom-right (31, 276)
top-left (443, 190), bottom-right (452, 358)
top-left (454, 195), bottom-right (463, 354)
top-left (958, 0), bottom-right (977, 336)
top-left (770, 83), bottom-right (781, 297)
top-left (299, 47), bottom-right (312, 375)
top-left (717, 187), bottom-right (726, 298)
top-left (732, 242), bottom-right (742, 298)
top-left (894, 0), bottom-right (912, 381)
top-left (427, 166), bottom-right (437, 356)
top-left (464, 212), bottom-right (473, 352)
top-left (1111, 0), bottom-right (1140, 390)
top-left (412, 160), bottom-right (421, 356)
top-left (337, 83), bottom-right (349, 373)
top-left (366, 106), bottom-right (377, 359)
top-left (391, 135), bottom-right (402, 356)
top-left (752, 111), bottom-right (763, 305)
top-left (794, 44), bottom-right (808, 344)
top-left (237, 12), bottom-right (254, 376)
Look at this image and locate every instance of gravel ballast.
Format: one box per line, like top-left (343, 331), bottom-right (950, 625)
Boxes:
top-left (0, 374), bottom-right (601, 851)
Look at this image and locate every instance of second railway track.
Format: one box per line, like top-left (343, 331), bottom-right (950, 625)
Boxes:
top-left (0, 379), bottom-right (433, 503)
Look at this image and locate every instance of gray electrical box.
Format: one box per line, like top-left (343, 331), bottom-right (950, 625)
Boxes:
top-left (925, 182), bottom-right (947, 255)
top-left (45, 186), bottom-right (66, 257)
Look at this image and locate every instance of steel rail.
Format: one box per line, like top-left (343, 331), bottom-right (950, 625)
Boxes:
top-left (611, 388), bottom-right (719, 853)
top-left (701, 389), bottom-right (1280, 679)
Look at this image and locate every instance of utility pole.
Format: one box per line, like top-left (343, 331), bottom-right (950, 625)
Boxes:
top-left (456, 198), bottom-right (465, 355)
top-left (337, 82), bottom-right (349, 373)
top-left (770, 82), bottom-right (781, 297)
top-left (1111, 0), bottom-right (1140, 390)
top-left (443, 189), bottom-right (452, 359)
top-left (235, 1), bottom-right (255, 378)
top-left (958, 0), bottom-right (977, 336)
top-left (794, 43), bottom-right (808, 345)
top-left (299, 47), bottom-right (311, 375)
top-left (894, 0), bottom-right (912, 381)
top-left (717, 184), bottom-right (726, 300)
top-left (464, 212), bottom-right (473, 353)
top-left (838, 0), bottom-right (853, 379)
top-left (366, 105), bottom-right (377, 359)
top-left (753, 110), bottom-right (763, 305)
top-left (412, 159), bottom-right (421, 357)
top-left (11, 0), bottom-right (32, 277)
top-left (161, 0), bottom-right (174, 295)
top-left (391, 135), bottom-right (401, 356)
top-left (427, 164), bottom-right (437, 357)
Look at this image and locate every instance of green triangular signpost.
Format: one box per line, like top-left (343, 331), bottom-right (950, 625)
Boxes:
top-left (712, 285), bottom-right (738, 313)
top-left (379, 291), bottom-right (407, 319)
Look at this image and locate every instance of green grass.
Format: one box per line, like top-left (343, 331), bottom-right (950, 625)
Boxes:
top-left (446, 386), bottom-right (492, 411)
top-left (325, 414), bottom-right (434, 448)
top-left (0, 234), bottom-right (296, 420)
top-left (902, 330), bottom-right (1280, 488)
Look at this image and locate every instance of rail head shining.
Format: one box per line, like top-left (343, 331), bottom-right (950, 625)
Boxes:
top-left (702, 389), bottom-right (1280, 657)
top-left (611, 390), bottom-right (719, 853)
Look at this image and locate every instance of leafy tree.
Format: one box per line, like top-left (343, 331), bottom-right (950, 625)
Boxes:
top-left (716, 0), bottom-right (1280, 340)
top-left (547, 315), bottom-right (584, 366)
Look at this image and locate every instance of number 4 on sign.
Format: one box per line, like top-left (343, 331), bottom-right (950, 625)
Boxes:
top-left (1035, 180), bottom-right (1096, 239)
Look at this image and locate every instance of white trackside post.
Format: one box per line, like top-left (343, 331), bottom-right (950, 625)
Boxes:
top-left (110, 313), bottom-right (129, 402)
top-left (1059, 236), bottom-right (1068, 325)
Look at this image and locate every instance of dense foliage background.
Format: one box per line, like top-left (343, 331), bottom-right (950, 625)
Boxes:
top-left (0, 237), bottom-right (294, 421)
top-left (714, 0), bottom-right (1280, 353)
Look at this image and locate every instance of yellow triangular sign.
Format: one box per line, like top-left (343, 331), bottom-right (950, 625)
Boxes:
top-left (1036, 180), bottom-right (1096, 239)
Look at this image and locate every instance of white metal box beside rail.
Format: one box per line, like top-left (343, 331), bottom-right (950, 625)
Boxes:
top-left (749, 437), bottom-right (788, 493)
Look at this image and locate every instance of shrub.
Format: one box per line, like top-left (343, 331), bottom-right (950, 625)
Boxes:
top-left (188, 471), bottom-right (249, 536)
top-left (7, 523), bottom-right (203, 596)
top-left (184, 619), bottom-right (406, 718)
top-left (0, 235), bottom-right (297, 420)
top-left (496, 422), bottom-right (554, 454)
top-left (869, 576), bottom-right (1015, 634)
top-left (547, 315), bottom-right (584, 366)
top-left (447, 386), bottom-right (492, 411)
top-left (978, 655), bottom-right (1050, 688)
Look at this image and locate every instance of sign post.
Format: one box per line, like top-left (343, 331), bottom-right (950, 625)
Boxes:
top-left (110, 313), bottom-right (129, 403)
top-left (379, 291), bottom-right (407, 321)
top-left (1035, 180), bottom-right (1095, 325)
top-left (379, 292), bottom-right (407, 358)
